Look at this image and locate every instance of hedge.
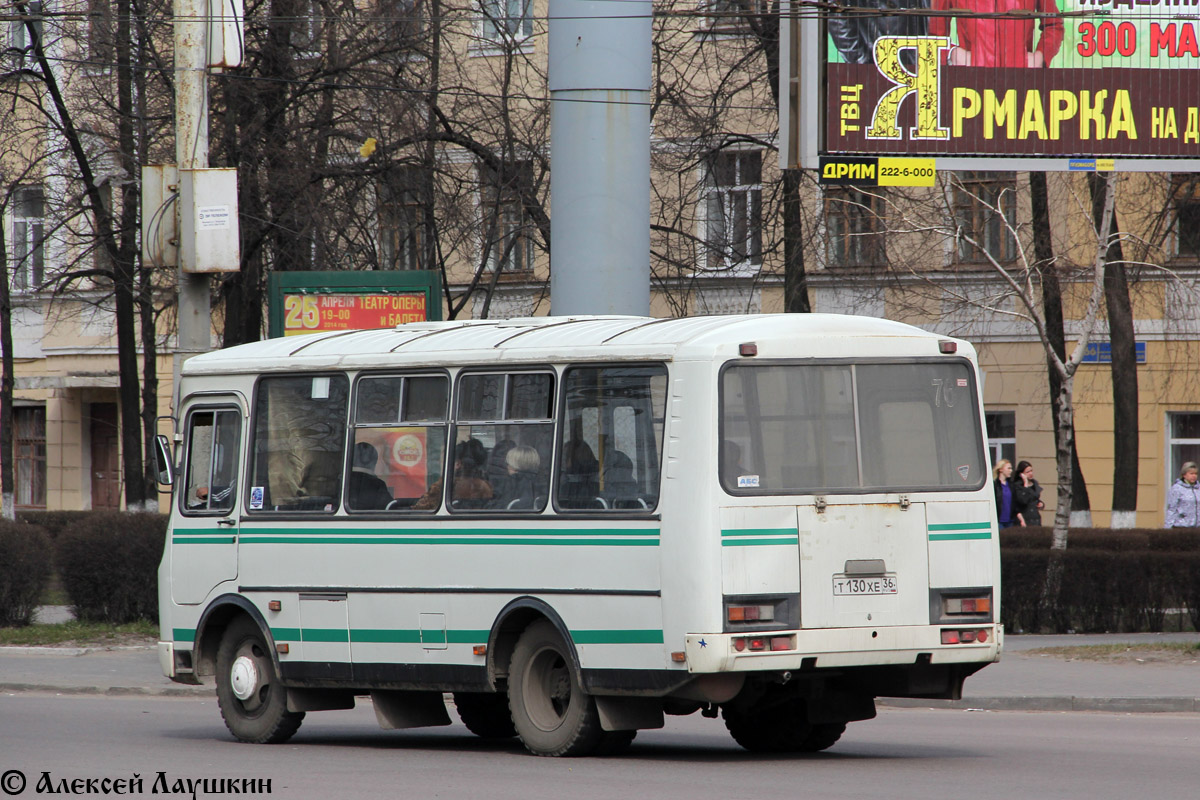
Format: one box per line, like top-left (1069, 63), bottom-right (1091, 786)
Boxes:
top-left (0, 520), bottom-right (53, 627)
top-left (55, 512), bottom-right (168, 624)
top-left (1000, 527), bottom-right (1200, 634)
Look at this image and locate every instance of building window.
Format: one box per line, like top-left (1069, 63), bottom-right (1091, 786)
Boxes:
top-left (1168, 413), bottom-right (1200, 486)
top-left (378, 0), bottom-right (423, 44)
top-left (14, 406), bottom-right (47, 508)
top-left (704, 150), bottom-right (762, 271)
top-left (703, 0), bottom-right (767, 34)
top-left (479, 161), bottom-right (535, 274)
top-left (86, 0), bottom-right (113, 64)
top-left (825, 186), bottom-right (886, 268)
top-left (1171, 174), bottom-right (1200, 262)
top-left (379, 170), bottom-right (427, 271)
top-left (953, 171), bottom-right (1017, 264)
top-left (985, 411), bottom-right (1016, 469)
top-left (284, 0), bottom-right (322, 52)
top-left (9, 1), bottom-right (42, 70)
top-left (11, 186), bottom-right (45, 292)
top-left (480, 0), bottom-right (531, 43)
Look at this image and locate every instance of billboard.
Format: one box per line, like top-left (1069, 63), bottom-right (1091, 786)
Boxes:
top-left (267, 271), bottom-right (442, 337)
top-left (783, 0), bottom-right (1200, 171)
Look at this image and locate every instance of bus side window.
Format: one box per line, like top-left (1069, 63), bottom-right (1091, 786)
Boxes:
top-left (349, 374), bottom-right (449, 512)
top-left (182, 408), bottom-right (240, 514)
top-left (556, 365), bottom-right (667, 512)
top-left (250, 375), bottom-right (349, 512)
top-left (453, 371), bottom-right (554, 513)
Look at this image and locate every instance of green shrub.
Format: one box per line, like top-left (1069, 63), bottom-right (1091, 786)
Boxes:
top-left (0, 521), bottom-right (53, 627)
top-left (56, 512), bottom-right (168, 624)
top-left (1001, 527), bottom-right (1200, 633)
top-left (16, 510), bottom-right (102, 540)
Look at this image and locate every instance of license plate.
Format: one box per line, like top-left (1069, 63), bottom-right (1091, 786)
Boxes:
top-left (833, 575), bottom-right (898, 596)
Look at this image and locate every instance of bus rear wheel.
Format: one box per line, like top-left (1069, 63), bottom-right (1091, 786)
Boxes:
top-left (215, 617), bottom-right (304, 744)
top-left (453, 692), bottom-right (517, 739)
top-left (507, 620), bottom-right (603, 756)
top-left (724, 697), bottom-right (835, 753)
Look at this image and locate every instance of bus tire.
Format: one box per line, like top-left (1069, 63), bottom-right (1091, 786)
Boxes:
top-left (723, 698), bottom-right (812, 753)
top-left (798, 722), bottom-right (845, 752)
top-left (453, 692), bottom-right (517, 739)
top-left (507, 620), bottom-right (603, 757)
top-left (594, 729), bottom-right (637, 755)
top-left (215, 617), bottom-right (304, 744)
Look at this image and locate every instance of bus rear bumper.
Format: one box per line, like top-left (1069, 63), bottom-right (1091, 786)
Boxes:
top-left (684, 624), bottom-right (1003, 674)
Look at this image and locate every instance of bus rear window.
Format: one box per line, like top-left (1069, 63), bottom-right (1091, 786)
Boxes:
top-left (721, 361), bottom-right (985, 494)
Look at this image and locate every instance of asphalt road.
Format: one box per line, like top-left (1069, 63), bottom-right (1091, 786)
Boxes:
top-left (2, 693), bottom-right (1198, 800)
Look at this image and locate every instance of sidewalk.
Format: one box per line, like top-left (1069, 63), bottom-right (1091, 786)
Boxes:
top-left (2, 626), bottom-right (1197, 712)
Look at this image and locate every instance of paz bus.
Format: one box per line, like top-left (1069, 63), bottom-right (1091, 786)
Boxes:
top-left (156, 314), bottom-right (1002, 756)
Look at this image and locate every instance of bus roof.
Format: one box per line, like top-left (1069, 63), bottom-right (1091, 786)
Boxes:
top-left (181, 314), bottom-right (970, 376)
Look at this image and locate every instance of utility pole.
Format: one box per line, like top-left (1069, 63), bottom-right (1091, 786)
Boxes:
top-left (174, 0), bottom-right (212, 362)
top-left (548, 0), bottom-right (651, 317)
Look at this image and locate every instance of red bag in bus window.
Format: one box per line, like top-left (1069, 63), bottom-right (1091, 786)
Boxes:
top-left (385, 429), bottom-right (428, 499)
top-left (930, 0), bottom-right (1064, 68)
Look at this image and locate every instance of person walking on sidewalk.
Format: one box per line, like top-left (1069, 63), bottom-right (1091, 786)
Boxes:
top-left (993, 459), bottom-right (1021, 528)
top-left (1164, 461), bottom-right (1200, 527)
top-left (1013, 460), bottom-right (1044, 527)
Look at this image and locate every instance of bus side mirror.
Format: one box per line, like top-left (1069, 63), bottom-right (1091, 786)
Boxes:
top-left (154, 434), bottom-right (175, 486)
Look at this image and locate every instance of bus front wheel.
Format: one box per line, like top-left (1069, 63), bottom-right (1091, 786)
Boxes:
top-left (507, 620), bottom-right (603, 756)
top-left (215, 617), bottom-right (304, 744)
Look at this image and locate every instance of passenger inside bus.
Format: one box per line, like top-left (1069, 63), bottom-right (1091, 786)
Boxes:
top-left (348, 442), bottom-right (394, 510)
top-left (492, 445), bottom-right (544, 510)
top-left (559, 437), bottom-right (599, 508)
top-left (414, 438), bottom-right (494, 510)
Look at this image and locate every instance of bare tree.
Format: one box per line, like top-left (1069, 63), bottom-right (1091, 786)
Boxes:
top-left (7, 0), bottom-right (173, 509)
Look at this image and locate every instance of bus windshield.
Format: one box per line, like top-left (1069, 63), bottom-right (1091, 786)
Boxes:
top-left (721, 360), bottom-right (986, 494)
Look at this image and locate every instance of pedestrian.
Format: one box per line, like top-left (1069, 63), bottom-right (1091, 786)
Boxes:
top-left (1012, 460), bottom-right (1044, 527)
top-left (993, 459), bottom-right (1021, 528)
top-left (1164, 461), bottom-right (1200, 528)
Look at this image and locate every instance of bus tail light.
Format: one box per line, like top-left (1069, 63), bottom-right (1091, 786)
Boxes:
top-left (727, 604), bottom-right (774, 623)
top-left (732, 635), bottom-right (795, 653)
top-left (944, 596), bottom-right (991, 615)
top-left (723, 594), bottom-right (799, 632)
top-left (941, 628), bottom-right (989, 645)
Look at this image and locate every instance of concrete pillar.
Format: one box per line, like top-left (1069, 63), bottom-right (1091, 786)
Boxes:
top-left (548, 0), bottom-right (651, 317)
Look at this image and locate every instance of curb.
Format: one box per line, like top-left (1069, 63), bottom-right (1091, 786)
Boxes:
top-left (1, 682), bottom-right (213, 697)
top-left (880, 696), bottom-right (1200, 713)
top-left (0, 645), bottom-right (155, 656)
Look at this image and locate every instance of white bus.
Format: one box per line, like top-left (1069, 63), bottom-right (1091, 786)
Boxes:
top-left (157, 314), bottom-right (1001, 756)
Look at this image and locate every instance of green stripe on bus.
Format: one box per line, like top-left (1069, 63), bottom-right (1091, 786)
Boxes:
top-left (722, 538), bottom-right (799, 547)
top-left (173, 628), bottom-right (196, 643)
top-left (928, 522), bottom-right (992, 532)
top-left (239, 536), bottom-right (658, 546)
top-left (285, 628), bottom-right (659, 645)
top-left (929, 532), bottom-right (993, 541)
top-left (173, 537), bottom-right (236, 544)
top-left (571, 629), bottom-right (665, 644)
top-left (721, 528), bottom-right (797, 538)
top-left (245, 527), bottom-right (659, 537)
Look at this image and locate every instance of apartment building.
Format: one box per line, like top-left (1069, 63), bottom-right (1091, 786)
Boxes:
top-left (4, 0), bottom-right (1199, 524)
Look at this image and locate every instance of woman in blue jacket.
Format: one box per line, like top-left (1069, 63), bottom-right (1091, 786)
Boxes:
top-left (1164, 461), bottom-right (1200, 528)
